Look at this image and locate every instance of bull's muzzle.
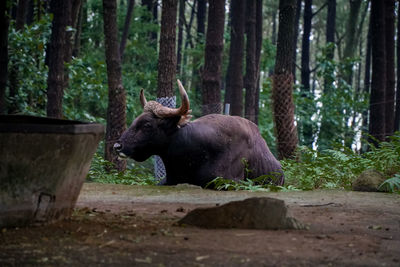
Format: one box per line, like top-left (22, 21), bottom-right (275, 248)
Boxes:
top-left (113, 142), bottom-right (128, 159)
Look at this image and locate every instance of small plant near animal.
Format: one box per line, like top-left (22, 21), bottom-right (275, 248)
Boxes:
top-left (87, 153), bottom-right (156, 185)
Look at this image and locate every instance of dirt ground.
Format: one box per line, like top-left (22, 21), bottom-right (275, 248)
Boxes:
top-left (1, 183), bottom-right (399, 266)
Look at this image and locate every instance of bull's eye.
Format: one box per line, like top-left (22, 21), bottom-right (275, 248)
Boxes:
top-left (143, 122), bottom-right (152, 129)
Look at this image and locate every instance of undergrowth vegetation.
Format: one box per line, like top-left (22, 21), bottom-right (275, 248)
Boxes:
top-left (87, 133), bottom-right (400, 193)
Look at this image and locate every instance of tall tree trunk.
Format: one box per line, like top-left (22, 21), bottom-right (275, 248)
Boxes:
top-left (369, 0), bottom-right (386, 142)
top-left (176, 0), bottom-right (184, 74)
top-left (385, 0), bottom-right (395, 137)
top-left (192, 0), bottom-right (206, 106)
top-left (292, 0), bottom-right (301, 81)
top-left (343, 0), bottom-right (362, 59)
top-left (15, 0), bottom-right (28, 29)
top-left (395, 2), bottom-right (400, 132)
top-left (244, 0), bottom-right (257, 123)
top-left (157, 0), bottom-right (177, 98)
top-left (318, 0), bottom-right (336, 150)
top-left (224, 0), bottom-right (245, 116)
top-left (300, 0), bottom-right (313, 147)
top-left (325, 0), bottom-right (335, 58)
top-left (254, 0), bottom-right (263, 125)
top-left (0, 1), bottom-right (9, 114)
top-left (361, 17), bottom-right (372, 151)
top-left (72, 0), bottom-right (84, 57)
top-left (201, 0), bottom-right (225, 115)
top-left (273, 0), bottom-right (298, 159)
top-left (46, 0), bottom-right (71, 118)
top-left (301, 0), bottom-right (312, 92)
top-left (342, 0), bottom-right (362, 85)
top-left (119, 0), bottom-right (135, 60)
top-left (103, 0), bottom-right (127, 171)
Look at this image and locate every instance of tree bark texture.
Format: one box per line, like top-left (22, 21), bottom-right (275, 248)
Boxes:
top-left (244, 0), bottom-right (257, 123)
top-left (224, 0), bottom-right (245, 116)
top-left (103, 0), bottom-right (127, 171)
top-left (72, 0), bottom-right (84, 57)
top-left (201, 0), bottom-right (225, 115)
top-left (46, 0), bottom-right (71, 118)
top-left (0, 1), bottom-right (9, 114)
top-left (272, 0), bottom-right (298, 159)
top-left (384, 0), bottom-right (395, 137)
top-left (369, 0), bottom-right (386, 142)
top-left (119, 0), bottom-right (135, 60)
top-left (254, 0), bottom-right (263, 125)
top-left (301, 0), bottom-right (312, 92)
top-left (325, 0), bottom-right (335, 59)
top-left (292, 0), bottom-right (301, 81)
top-left (343, 0), bottom-right (362, 59)
top-left (157, 0), bottom-right (177, 98)
top-left (395, 2), bottom-right (400, 132)
top-left (300, 0), bottom-right (313, 147)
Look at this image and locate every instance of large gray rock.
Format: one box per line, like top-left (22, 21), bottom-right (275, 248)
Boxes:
top-left (352, 169), bottom-right (387, 192)
top-left (178, 197), bottom-right (303, 230)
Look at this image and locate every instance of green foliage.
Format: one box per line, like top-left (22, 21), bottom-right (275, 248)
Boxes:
top-left (7, 15), bottom-right (52, 115)
top-left (64, 57), bottom-right (108, 121)
top-left (282, 132), bottom-right (400, 190)
top-left (316, 44), bottom-right (369, 149)
top-left (207, 133), bottom-right (400, 192)
top-left (258, 77), bottom-right (277, 154)
top-left (87, 153), bottom-right (156, 185)
top-left (378, 174), bottom-right (400, 193)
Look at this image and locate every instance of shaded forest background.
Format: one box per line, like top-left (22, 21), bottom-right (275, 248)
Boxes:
top-left (1, 0), bottom-right (400, 190)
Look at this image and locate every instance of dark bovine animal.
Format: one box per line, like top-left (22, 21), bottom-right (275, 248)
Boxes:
top-left (114, 80), bottom-right (284, 187)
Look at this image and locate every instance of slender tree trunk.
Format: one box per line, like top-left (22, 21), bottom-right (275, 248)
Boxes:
top-left (244, 0), bottom-right (257, 123)
top-left (224, 0), bottom-right (245, 116)
top-left (72, 0), bottom-right (84, 57)
top-left (201, 0), bottom-right (225, 115)
top-left (0, 1), bottom-right (9, 114)
top-left (158, 0), bottom-right (177, 97)
top-left (343, 0), bottom-right (362, 59)
top-left (273, 0), bottom-right (298, 159)
top-left (254, 0), bottom-right (263, 125)
top-left (369, 0), bottom-right (386, 142)
top-left (300, 0), bottom-right (314, 147)
top-left (301, 0), bottom-right (312, 92)
top-left (361, 17), bottom-right (372, 152)
top-left (343, 0), bottom-right (362, 85)
top-left (119, 0), bottom-right (135, 60)
top-left (176, 0), bottom-right (184, 74)
top-left (103, 0), bottom-right (127, 171)
top-left (326, 0), bottom-right (335, 58)
top-left (192, 0), bottom-right (206, 106)
top-left (395, 2), bottom-right (400, 132)
top-left (318, 0), bottom-right (336, 150)
top-left (385, 0), bottom-right (395, 137)
top-left (63, 0), bottom-right (81, 91)
top-left (46, 0), bottom-right (71, 118)
top-left (292, 0), bottom-right (301, 81)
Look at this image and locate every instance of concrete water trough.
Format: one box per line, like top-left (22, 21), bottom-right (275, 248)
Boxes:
top-left (0, 115), bottom-right (104, 227)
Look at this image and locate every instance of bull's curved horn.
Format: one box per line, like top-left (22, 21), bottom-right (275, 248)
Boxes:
top-left (176, 79), bottom-right (190, 115)
top-left (140, 89), bottom-right (147, 108)
top-left (143, 80), bottom-right (191, 118)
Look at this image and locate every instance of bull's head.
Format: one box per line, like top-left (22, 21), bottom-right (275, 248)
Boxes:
top-left (113, 80), bottom-right (191, 162)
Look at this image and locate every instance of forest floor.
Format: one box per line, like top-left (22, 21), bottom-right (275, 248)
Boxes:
top-left (1, 183), bottom-right (400, 266)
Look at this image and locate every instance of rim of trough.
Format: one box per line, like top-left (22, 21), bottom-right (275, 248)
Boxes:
top-left (0, 115), bottom-right (105, 134)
